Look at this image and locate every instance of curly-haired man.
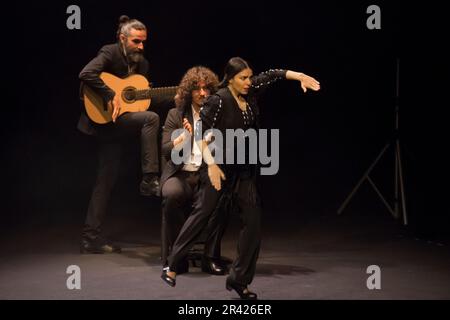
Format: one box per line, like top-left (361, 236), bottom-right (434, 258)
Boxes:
top-left (160, 66), bottom-right (228, 277)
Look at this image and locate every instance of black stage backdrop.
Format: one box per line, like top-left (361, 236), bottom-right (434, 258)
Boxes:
top-left (3, 1), bottom-right (449, 238)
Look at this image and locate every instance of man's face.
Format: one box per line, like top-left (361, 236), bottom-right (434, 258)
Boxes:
top-left (191, 81), bottom-right (210, 108)
top-left (121, 28), bottom-right (147, 63)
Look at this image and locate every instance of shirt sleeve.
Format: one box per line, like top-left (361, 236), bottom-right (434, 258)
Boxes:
top-left (250, 69), bottom-right (287, 96)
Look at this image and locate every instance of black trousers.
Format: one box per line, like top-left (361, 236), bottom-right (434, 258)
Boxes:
top-left (82, 111), bottom-right (160, 239)
top-left (228, 176), bottom-right (261, 287)
top-left (167, 168), bottom-right (223, 272)
top-left (167, 167), bottom-right (261, 286)
top-left (161, 170), bottom-right (228, 265)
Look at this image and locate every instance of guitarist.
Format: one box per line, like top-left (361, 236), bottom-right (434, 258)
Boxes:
top-left (78, 16), bottom-right (160, 254)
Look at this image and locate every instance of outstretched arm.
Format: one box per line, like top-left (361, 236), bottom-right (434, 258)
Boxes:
top-left (250, 69), bottom-right (320, 95)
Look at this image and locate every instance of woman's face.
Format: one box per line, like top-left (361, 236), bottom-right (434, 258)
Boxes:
top-left (229, 68), bottom-right (253, 95)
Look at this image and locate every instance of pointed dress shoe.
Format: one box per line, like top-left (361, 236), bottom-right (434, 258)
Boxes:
top-left (201, 257), bottom-right (227, 275)
top-left (163, 260), bottom-right (189, 275)
top-left (161, 267), bottom-right (176, 287)
top-left (226, 277), bottom-right (257, 300)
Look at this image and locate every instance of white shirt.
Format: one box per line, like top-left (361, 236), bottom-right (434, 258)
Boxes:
top-left (182, 105), bottom-right (202, 172)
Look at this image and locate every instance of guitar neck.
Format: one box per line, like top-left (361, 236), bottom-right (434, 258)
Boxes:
top-left (135, 86), bottom-right (178, 100)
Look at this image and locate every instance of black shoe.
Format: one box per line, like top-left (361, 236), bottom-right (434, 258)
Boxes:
top-left (161, 268), bottom-right (176, 287)
top-left (80, 237), bottom-right (122, 254)
top-left (226, 277), bottom-right (257, 300)
top-left (201, 257), bottom-right (227, 275)
top-left (163, 260), bottom-right (189, 275)
top-left (140, 174), bottom-right (160, 197)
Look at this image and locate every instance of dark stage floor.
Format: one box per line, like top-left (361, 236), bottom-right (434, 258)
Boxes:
top-left (1, 207), bottom-right (449, 300)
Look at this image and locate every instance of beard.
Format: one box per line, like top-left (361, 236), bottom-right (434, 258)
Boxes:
top-left (124, 44), bottom-right (144, 64)
top-left (127, 50), bottom-right (144, 63)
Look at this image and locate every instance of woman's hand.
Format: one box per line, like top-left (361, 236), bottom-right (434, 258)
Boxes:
top-left (298, 73), bottom-right (321, 92)
top-left (208, 164), bottom-right (226, 191)
top-left (286, 70), bottom-right (321, 93)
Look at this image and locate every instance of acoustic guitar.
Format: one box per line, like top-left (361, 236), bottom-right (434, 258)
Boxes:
top-left (83, 72), bottom-right (177, 124)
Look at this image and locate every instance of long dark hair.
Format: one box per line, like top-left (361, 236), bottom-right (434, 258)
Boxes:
top-left (218, 57), bottom-right (251, 88)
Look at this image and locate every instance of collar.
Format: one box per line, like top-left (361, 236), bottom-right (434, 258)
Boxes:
top-left (191, 104), bottom-right (200, 118)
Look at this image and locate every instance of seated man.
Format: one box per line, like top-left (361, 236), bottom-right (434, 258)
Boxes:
top-left (78, 16), bottom-right (161, 254)
top-left (160, 66), bottom-right (228, 274)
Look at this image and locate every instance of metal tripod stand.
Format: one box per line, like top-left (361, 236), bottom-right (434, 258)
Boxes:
top-left (337, 59), bottom-right (408, 225)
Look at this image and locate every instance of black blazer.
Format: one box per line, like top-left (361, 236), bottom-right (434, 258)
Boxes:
top-left (160, 106), bottom-right (195, 187)
top-left (77, 42), bottom-right (150, 136)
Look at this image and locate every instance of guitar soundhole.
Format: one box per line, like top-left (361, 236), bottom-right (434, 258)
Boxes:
top-left (122, 87), bottom-right (136, 103)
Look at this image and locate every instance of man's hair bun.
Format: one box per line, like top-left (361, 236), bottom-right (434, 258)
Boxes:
top-left (118, 15), bottom-right (130, 24)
